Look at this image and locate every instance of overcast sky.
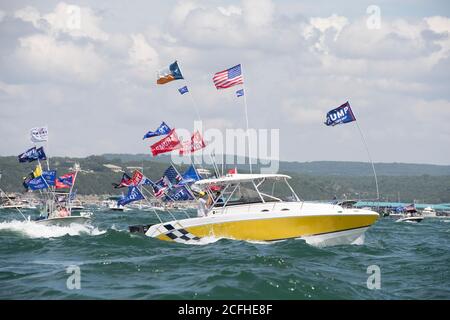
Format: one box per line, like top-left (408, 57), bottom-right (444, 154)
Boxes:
top-left (1, 0), bottom-right (449, 165)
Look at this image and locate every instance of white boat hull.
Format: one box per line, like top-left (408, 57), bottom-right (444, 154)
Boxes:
top-left (34, 216), bottom-right (91, 226)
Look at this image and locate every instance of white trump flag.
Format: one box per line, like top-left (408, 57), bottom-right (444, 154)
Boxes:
top-left (30, 126), bottom-right (48, 143)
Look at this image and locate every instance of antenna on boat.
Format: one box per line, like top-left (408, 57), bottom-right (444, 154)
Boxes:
top-left (240, 63), bottom-right (253, 174)
top-left (354, 121), bottom-right (379, 200)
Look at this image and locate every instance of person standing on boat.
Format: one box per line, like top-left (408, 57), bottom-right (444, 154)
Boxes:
top-left (198, 192), bottom-right (208, 217)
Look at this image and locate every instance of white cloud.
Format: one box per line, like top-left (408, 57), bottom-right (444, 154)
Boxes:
top-left (242, 0), bottom-right (274, 28)
top-left (218, 5), bottom-right (242, 17)
top-left (14, 2), bottom-right (108, 41)
top-left (16, 34), bottom-right (107, 82)
top-left (128, 33), bottom-right (159, 79)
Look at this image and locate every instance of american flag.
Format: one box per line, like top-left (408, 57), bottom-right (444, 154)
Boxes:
top-left (163, 165), bottom-right (182, 185)
top-left (213, 64), bottom-right (244, 89)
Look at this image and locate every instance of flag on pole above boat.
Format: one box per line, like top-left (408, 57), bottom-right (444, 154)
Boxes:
top-left (324, 101), bottom-right (356, 126)
top-left (112, 173), bottom-right (133, 188)
top-left (18, 147), bottom-right (38, 163)
top-left (178, 86), bottom-right (189, 95)
top-left (42, 170), bottom-right (56, 186)
top-left (150, 129), bottom-right (182, 156)
top-left (30, 126), bottom-right (48, 143)
top-left (213, 64), bottom-right (244, 89)
top-left (118, 186), bottom-right (145, 206)
top-left (179, 131), bottom-right (206, 155)
top-left (56, 172), bottom-right (75, 189)
top-left (33, 164), bottom-right (43, 178)
top-left (27, 176), bottom-right (49, 190)
top-left (163, 165), bottom-right (183, 185)
top-left (180, 165), bottom-right (202, 184)
top-left (164, 185), bottom-right (194, 202)
top-left (156, 61), bottom-right (184, 85)
top-left (143, 122), bottom-right (171, 140)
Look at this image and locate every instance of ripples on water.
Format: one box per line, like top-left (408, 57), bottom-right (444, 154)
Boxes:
top-left (0, 209), bottom-right (449, 299)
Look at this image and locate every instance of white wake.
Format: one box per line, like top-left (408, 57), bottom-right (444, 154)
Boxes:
top-left (0, 219), bottom-right (105, 238)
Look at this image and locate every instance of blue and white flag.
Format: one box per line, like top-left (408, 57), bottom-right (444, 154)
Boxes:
top-left (30, 126), bottom-right (48, 143)
top-left (36, 147), bottom-right (47, 160)
top-left (178, 86), bottom-right (189, 95)
top-left (163, 165), bottom-right (183, 185)
top-left (236, 89), bottom-right (244, 97)
top-left (27, 176), bottom-right (49, 190)
top-left (141, 177), bottom-right (154, 186)
top-left (324, 101), bottom-right (356, 126)
top-left (18, 147), bottom-right (39, 163)
top-left (164, 185), bottom-right (194, 202)
top-left (42, 170), bottom-right (56, 186)
top-left (143, 122), bottom-right (171, 140)
top-left (19, 147), bottom-right (47, 163)
top-left (118, 186), bottom-right (145, 206)
top-left (180, 165), bottom-right (201, 185)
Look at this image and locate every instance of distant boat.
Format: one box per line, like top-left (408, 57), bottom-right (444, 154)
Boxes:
top-left (102, 198), bottom-right (130, 212)
top-left (394, 204), bottom-right (423, 223)
top-left (421, 206), bottom-right (437, 218)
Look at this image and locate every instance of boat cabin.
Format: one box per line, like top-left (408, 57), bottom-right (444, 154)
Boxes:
top-left (193, 174), bottom-right (300, 212)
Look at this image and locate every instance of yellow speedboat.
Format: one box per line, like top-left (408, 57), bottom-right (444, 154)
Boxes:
top-left (143, 174), bottom-right (379, 246)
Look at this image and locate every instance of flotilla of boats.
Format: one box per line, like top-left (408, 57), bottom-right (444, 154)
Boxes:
top-left (1, 62), bottom-right (448, 246)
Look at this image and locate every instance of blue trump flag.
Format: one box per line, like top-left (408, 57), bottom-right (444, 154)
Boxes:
top-left (236, 89), bottom-right (244, 97)
top-left (143, 122), bottom-right (171, 140)
top-left (164, 185), bottom-right (194, 202)
top-left (18, 147), bottom-right (39, 163)
top-left (36, 147), bottom-right (47, 160)
top-left (118, 186), bottom-right (145, 206)
top-left (42, 170), bottom-right (56, 186)
top-left (180, 165), bottom-right (201, 185)
top-left (178, 86), bottom-right (189, 95)
top-left (324, 102), bottom-right (356, 126)
top-left (27, 176), bottom-right (49, 190)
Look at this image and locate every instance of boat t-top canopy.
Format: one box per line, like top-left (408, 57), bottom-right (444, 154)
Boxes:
top-left (193, 173), bottom-right (291, 186)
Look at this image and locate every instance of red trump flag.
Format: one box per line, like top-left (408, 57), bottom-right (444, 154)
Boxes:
top-left (150, 129), bottom-right (182, 156)
top-left (179, 131), bottom-right (206, 155)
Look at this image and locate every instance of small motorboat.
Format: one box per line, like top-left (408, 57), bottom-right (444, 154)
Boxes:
top-left (135, 174), bottom-right (380, 246)
top-left (34, 199), bottom-right (92, 226)
top-left (34, 215), bottom-right (91, 226)
top-left (421, 206), bottom-right (437, 218)
top-left (395, 216), bottom-right (424, 223)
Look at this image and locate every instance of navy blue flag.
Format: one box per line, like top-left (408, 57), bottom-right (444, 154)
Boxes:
top-left (163, 165), bottom-right (183, 185)
top-left (324, 102), bottom-right (356, 126)
top-left (164, 185), bottom-right (194, 202)
top-left (178, 86), bottom-right (189, 95)
top-left (236, 89), bottom-right (244, 97)
top-left (180, 165), bottom-right (201, 185)
top-left (36, 147), bottom-right (47, 160)
top-left (27, 176), bottom-right (49, 190)
top-left (18, 147), bottom-right (39, 163)
top-left (141, 177), bottom-right (154, 186)
top-left (42, 170), bottom-right (56, 186)
top-left (118, 186), bottom-right (145, 206)
top-left (143, 122), bottom-right (171, 140)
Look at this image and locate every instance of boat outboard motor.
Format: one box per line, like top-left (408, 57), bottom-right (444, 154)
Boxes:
top-left (129, 224), bottom-right (153, 234)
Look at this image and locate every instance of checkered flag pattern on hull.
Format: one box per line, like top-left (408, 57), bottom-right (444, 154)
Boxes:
top-left (159, 223), bottom-right (201, 243)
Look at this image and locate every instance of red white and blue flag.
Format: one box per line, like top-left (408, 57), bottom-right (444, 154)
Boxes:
top-left (213, 64), bottom-right (243, 89)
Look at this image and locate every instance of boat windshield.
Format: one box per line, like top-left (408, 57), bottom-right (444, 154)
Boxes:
top-left (210, 178), bottom-right (299, 208)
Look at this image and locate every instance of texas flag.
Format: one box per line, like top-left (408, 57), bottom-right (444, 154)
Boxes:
top-left (156, 61), bottom-right (184, 85)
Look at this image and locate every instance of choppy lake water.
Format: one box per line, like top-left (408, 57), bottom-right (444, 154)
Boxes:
top-left (0, 208), bottom-right (449, 299)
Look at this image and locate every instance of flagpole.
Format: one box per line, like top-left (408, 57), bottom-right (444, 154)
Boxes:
top-left (240, 64), bottom-right (252, 174)
top-left (355, 121), bottom-right (380, 200)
